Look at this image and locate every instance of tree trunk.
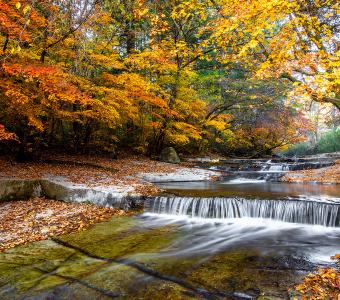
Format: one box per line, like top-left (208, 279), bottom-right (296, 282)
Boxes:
top-left (2, 34), bottom-right (9, 53)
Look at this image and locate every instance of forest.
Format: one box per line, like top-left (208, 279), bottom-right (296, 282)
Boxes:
top-left (0, 1), bottom-right (339, 299)
top-left (0, 0), bottom-right (338, 159)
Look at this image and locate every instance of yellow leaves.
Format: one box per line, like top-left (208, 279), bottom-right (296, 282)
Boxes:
top-left (89, 53), bottom-right (124, 69)
top-left (171, 0), bottom-right (208, 21)
top-left (209, 0), bottom-right (338, 108)
top-left (15, 2), bottom-right (21, 9)
top-left (205, 119), bottom-right (226, 131)
top-left (167, 122), bottom-right (202, 145)
top-left (4, 89), bottom-right (29, 104)
top-left (167, 133), bottom-right (190, 145)
top-left (27, 116), bottom-right (44, 132)
top-left (23, 4), bottom-right (30, 15)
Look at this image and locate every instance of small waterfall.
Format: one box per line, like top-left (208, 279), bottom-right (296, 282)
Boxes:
top-left (145, 197), bottom-right (340, 227)
top-left (260, 161), bottom-right (289, 172)
top-left (260, 159), bottom-right (272, 171)
top-left (268, 164), bottom-right (285, 171)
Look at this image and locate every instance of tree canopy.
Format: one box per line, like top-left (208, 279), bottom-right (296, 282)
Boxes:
top-left (0, 0), bottom-right (338, 158)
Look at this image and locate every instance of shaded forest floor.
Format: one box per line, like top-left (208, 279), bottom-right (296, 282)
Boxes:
top-left (282, 160), bottom-right (340, 184)
top-left (0, 197), bottom-right (127, 252)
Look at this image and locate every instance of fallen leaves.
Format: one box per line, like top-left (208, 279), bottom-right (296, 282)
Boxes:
top-left (282, 160), bottom-right (340, 184)
top-left (0, 197), bottom-right (126, 252)
top-left (0, 154), bottom-right (208, 252)
top-left (0, 154), bottom-right (182, 196)
top-left (294, 255), bottom-right (340, 300)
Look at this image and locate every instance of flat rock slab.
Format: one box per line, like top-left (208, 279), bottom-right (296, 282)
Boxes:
top-left (0, 178), bottom-right (145, 210)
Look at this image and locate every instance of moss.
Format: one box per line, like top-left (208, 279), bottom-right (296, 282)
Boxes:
top-left (0, 216), bottom-right (180, 299)
top-left (0, 216), bottom-right (307, 299)
top-left (60, 216), bottom-right (178, 258)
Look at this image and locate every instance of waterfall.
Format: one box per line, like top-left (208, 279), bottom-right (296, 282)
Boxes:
top-left (145, 197), bottom-right (340, 227)
top-left (260, 160), bottom-right (272, 171)
top-left (268, 164), bottom-right (285, 171)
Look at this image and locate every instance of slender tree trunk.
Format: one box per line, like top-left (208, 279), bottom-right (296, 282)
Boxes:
top-left (2, 34), bottom-right (9, 53)
top-left (125, 24), bottom-right (136, 54)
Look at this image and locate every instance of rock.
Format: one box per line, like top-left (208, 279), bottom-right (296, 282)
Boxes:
top-left (0, 178), bottom-right (145, 209)
top-left (159, 147), bottom-right (180, 164)
top-left (0, 179), bottom-right (41, 201)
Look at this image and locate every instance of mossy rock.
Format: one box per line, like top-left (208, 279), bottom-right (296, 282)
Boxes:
top-left (0, 179), bottom-right (41, 201)
top-left (160, 147), bottom-right (180, 164)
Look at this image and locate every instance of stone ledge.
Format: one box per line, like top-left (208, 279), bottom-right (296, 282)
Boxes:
top-left (0, 178), bottom-right (146, 210)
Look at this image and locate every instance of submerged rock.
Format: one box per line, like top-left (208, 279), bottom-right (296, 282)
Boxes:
top-left (160, 147), bottom-right (180, 164)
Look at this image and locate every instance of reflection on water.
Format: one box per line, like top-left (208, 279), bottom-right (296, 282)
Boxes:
top-left (156, 180), bottom-right (340, 200)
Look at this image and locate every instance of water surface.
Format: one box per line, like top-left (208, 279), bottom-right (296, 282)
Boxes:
top-left (1, 161), bottom-right (339, 299)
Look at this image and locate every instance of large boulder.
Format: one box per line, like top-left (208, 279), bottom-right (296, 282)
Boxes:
top-left (159, 147), bottom-right (180, 164)
top-left (0, 179), bottom-right (41, 201)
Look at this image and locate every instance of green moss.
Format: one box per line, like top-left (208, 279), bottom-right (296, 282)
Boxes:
top-left (0, 216), bottom-right (306, 299)
top-left (0, 216), bottom-right (180, 299)
top-left (61, 216), bottom-right (178, 258)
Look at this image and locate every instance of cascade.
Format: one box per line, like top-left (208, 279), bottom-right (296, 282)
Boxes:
top-left (145, 197), bottom-right (340, 227)
top-left (260, 160), bottom-right (272, 171)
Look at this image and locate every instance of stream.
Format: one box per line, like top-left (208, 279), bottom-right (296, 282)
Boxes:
top-left (0, 158), bottom-right (339, 299)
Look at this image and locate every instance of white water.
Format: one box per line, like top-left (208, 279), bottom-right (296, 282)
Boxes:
top-left (260, 160), bottom-right (272, 171)
top-left (223, 177), bottom-right (266, 184)
top-left (145, 197), bottom-right (340, 227)
top-left (140, 213), bottom-right (340, 262)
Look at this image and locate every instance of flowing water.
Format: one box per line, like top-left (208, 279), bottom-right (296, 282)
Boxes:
top-left (145, 197), bottom-right (339, 227)
top-left (0, 158), bottom-right (339, 299)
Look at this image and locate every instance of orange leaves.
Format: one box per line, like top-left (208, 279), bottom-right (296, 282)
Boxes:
top-left (282, 160), bottom-right (340, 184)
top-left (0, 197), bottom-right (124, 252)
top-left (295, 255), bottom-right (340, 300)
top-left (0, 1), bottom-right (30, 40)
top-left (0, 59), bottom-right (96, 137)
top-left (0, 0), bottom-right (45, 48)
top-left (0, 124), bottom-right (17, 141)
top-left (2, 62), bottom-right (88, 106)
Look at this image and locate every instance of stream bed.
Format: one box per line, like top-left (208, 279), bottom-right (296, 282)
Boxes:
top-left (0, 159), bottom-right (339, 299)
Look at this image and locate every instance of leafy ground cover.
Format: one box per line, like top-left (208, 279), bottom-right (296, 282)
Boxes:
top-left (294, 255), bottom-right (340, 300)
top-left (0, 197), bottom-right (127, 252)
top-left (0, 154), bottom-right (180, 195)
top-left (282, 160), bottom-right (340, 184)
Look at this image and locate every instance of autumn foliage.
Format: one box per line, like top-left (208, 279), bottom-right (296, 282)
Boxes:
top-left (0, 0), bottom-right (337, 158)
top-left (295, 254), bottom-right (340, 300)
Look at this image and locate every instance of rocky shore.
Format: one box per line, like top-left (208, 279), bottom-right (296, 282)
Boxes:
top-left (281, 159), bottom-right (340, 184)
top-left (0, 155), bottom-right (219, 251)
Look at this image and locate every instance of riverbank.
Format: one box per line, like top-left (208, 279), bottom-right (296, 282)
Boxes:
top-left (0, 154), bottom-right (219, 251)
top-left (0, 154), bottom-right (219, 196)
top-left (0, 197), bottom-right (126, 252)
top-left (281, 159), bottom-right (340, 184)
